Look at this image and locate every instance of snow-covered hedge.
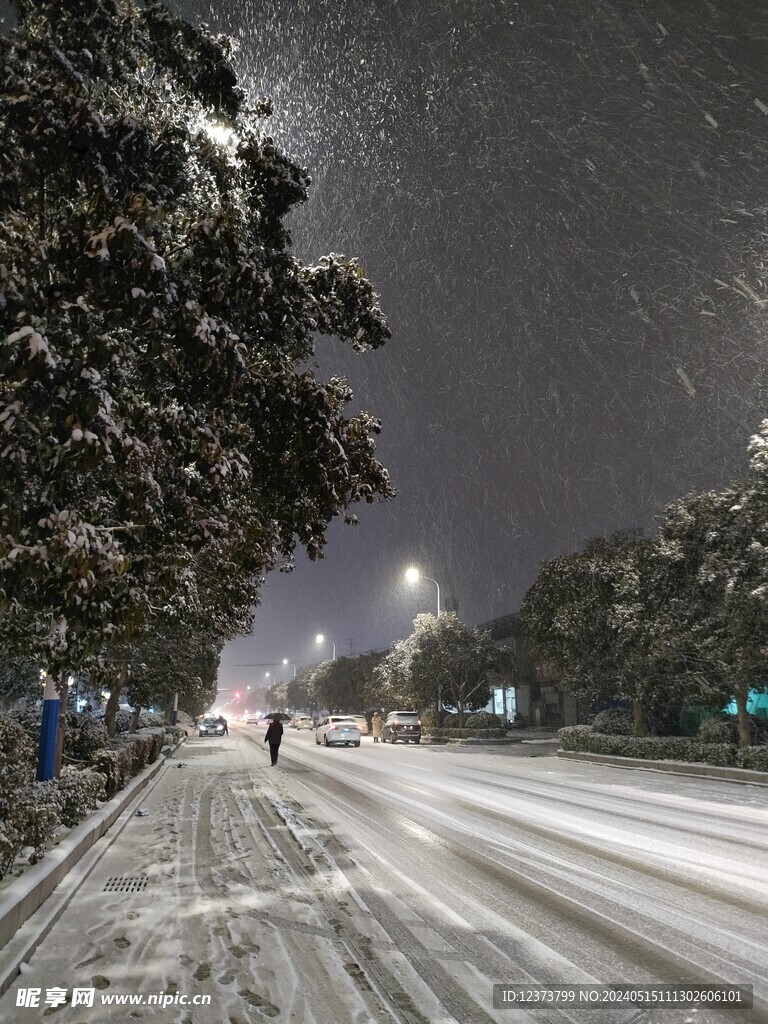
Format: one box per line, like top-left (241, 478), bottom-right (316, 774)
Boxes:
top-left (0, 712), bottom-right (175, 878)
top-left (558, 726), bottom-right (767, 770)
top-left (93, 747), bottom-right (133, 797)
top-left (64, 712), bottom-right (108, 762)
top-left (57, 766), bottom-right (107, 827)
top-left (0, 717), bottom-right (62, 876)
top-left (698, 713), bottom-right (768, 746)
top-left (464, 711), bottom-right (503, 728)
top-left (109, 728), bottom-right (164, 777)
top-left (426, 728), bottom-right (507, 740)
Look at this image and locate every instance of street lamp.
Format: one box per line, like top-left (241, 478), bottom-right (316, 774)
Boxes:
top-left (315, 633), bottom-right (336, 660)
top-left (282, 658), bottom-right (297, 678)
top-left (404, 566), bottom-right (441, 616)
top-left (405, 565), bottom-right (444, 727)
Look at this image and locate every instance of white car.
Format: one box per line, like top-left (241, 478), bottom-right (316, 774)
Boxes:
top-left (315, 716), bottom-right (361, 747)
top-left (295, 716), bottom-right (314, 730)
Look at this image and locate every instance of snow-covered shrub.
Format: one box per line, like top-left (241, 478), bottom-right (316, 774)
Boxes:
top-left (56, 767), bottom-right (107, 827)
top-left (13, 780), bottom-right (62, 868)
top-left (557, 725), bottom-right (594, 751)
top-left (110, 729), bottom-right (163, 776)
top-left (698, 713), bottom-right (768, 745)
top-left (139, 711), bottom-right (166, 728)
top-left (558, 727), bottom-right (741, 766)
top-left (114, 709), bottom-right (133, 734)
top-left (737, 747), bottom-right (768, 772)
top-left (6, 699), bottom-right (42, 741)
top-left (698, 714), bottom-right (737, 744)
top-left (428, 727), bottom-right (507, 740)
top-left (466, 711), bottom-right (503, 728)
top-left (591, 709), bottom-right (635, 735)
top-left (64, 713), bottom-right (108, 763)
top-left (93, 746), bottom-right (133, 796)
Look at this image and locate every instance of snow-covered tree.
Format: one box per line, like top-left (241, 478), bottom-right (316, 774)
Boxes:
top-left (521, 533), bottom-right (675, 735)
top-left (375, 613), bottom-right (495, 722)
top-left (654, 423), bottom-right (768, 747)
top-left (308, 650), bottom-right (384, 713)
top-left (0, 1), bottom-right (392, 686)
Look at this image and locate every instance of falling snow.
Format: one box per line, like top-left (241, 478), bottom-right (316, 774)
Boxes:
top-left (164, 0), bottom-right (768, 669)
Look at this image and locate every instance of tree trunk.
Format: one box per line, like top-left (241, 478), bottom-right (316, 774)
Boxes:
top-left (130, 704), bottom-right (142, 734)
top-left (734, 685), bottom-right (752, 749)
top-left (53, 674), bottom-right (68, 777)
top-left (105, 666), bottom-right (128, 737)
top-left (633, 697), bottom-right (646, 737)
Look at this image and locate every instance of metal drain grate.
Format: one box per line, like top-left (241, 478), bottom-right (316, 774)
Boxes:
top-left (103, 875), bottom-right (149, 892)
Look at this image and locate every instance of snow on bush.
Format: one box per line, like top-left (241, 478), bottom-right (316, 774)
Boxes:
top-left (0, 716), bottom-right (61, 877)
top-left (64, 712), bottom-right (108, 762)
top-left (591, 708), bottom-right (635, 735)
top-left (465, 711), bottom-right (503, 728)
top-left (57, 766), bottom-right (107, 827)
top-left (737, 746), bottom-right (768, 772)
top-left (93, 748), bottom-right (128, 797)
top-left (698, 713), bottom-right (768, 746)
top-left (558, 726), bottom-right (747, 767)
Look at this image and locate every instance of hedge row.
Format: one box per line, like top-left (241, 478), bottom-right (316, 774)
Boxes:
top-left (0, 717), bottom-right (169, 879)
top-left (94, 728), bottom-right (165, 796)
top-left (558, 726), bottom-right (768, 771)
top-left (424, 728), bottom-right (507, 740)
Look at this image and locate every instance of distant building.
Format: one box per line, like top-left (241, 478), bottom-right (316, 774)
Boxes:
top-left (479, 612), bottom-right (581, 728)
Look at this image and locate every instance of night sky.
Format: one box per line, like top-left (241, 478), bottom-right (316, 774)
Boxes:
top-left (122, 2), bottom-right (768, 686)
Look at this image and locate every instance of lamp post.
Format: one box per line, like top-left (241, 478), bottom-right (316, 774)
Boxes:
top-left (282, 658), bottom-right (297, 678)
top-left (315, 633), bottom-right (336, 660)
top-left (404, 566), bottom-right (441, 616)
top-left (404, 566), bottom-right (444, 727)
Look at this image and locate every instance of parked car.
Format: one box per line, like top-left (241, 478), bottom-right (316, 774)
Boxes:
top-left (349, 715), bottom-right (369, 735)
top-left (380, 711), bottom-right (421, 744)
top-left (199, 716), bottom-right (226, 737)
top-left (295, 716), bottom-right (314, 730)
top-left (315, 716), bottom-right (361, 747)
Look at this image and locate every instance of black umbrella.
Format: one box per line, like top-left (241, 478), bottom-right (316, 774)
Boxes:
top-left (263, 712), bottom-right (290, 721)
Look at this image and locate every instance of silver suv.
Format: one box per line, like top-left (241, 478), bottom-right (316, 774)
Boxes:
top-left (381, 711), bottom-right (421, 744)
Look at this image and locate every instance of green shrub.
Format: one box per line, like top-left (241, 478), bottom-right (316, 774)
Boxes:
top-left (591, 709), bottom-right (635, 735)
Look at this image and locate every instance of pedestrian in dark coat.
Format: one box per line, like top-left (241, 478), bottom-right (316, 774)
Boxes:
top-left (264, 719), bottom-right (284, 765)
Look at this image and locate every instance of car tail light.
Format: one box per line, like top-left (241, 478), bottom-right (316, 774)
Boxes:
top-left (329, 727), bottom-right (338, 732)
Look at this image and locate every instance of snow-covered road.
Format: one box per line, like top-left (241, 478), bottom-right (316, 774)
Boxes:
top-left (2, 725), bottom-right (766, 1024)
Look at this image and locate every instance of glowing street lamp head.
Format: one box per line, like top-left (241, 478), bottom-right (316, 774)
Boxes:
top-left (282, 658), bottom-right (289, 665)
top-left (315, 634), bottom-right (324, 645)
top-left (405, 566), bottom-right (420, 584)
top-left (205, 120), bottom-right (238, 149)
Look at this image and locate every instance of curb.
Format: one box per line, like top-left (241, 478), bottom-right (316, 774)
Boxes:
top-left (0, 743), bottom-right (183, 996)
top-left (558, 749), bottom-right (768, 786)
